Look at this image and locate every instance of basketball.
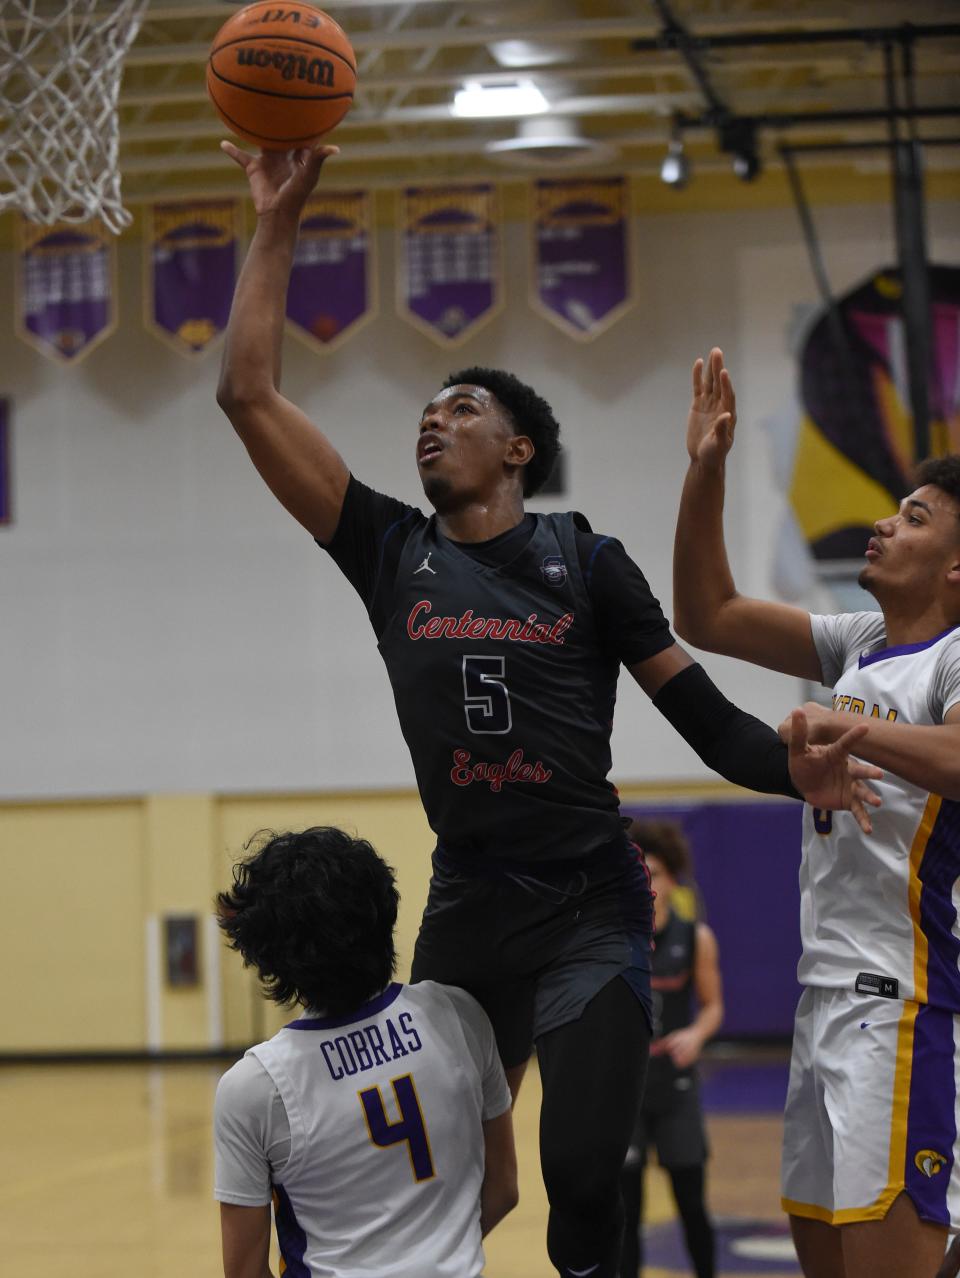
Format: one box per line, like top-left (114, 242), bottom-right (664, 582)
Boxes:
top-left (206, 2), bottom-right (356, 150)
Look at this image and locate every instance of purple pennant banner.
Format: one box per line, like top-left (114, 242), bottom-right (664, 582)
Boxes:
top-left (146, 201), bottom-right (239, 356)
top-left (0, 400), bottom-right (10, 526)
top-left (16, 218), bottom-right (115, 363)
top-left (532, 177), bottom-right (632, 340)
top-left (287, 191), bottom-right (374, 352)
top-left (399, 185), bottom-right (501, 345)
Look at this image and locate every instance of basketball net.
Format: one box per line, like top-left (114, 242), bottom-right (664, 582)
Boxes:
top-left (0, 0), bottom-right (149, 234)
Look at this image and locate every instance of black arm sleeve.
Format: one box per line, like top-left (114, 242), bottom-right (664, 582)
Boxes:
top-left (652, 664), bottom-right (801, 800)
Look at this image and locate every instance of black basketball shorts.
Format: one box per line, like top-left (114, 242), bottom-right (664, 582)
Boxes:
top-left (628, 1072), bottom-right (709, 1170)
top-left (409, 839), bottom-right (654, 1069)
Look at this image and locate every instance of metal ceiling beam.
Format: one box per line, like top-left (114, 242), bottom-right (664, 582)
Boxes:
top-left (116, 51), bottom-right (960, 110)
top-left (676, 104), bottom-right (960, 130)
top-left (632, 21), bottom-right (960, 53)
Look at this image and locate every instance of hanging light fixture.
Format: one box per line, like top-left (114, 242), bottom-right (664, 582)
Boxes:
top-left (660, 123), bottom-right (690, 188)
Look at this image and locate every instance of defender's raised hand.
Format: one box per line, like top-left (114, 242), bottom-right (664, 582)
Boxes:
top-left (687, 346), bottom-right (737, 470)
top-left (787, 709), bottom-right (883, 835)
top-left (220, 140), bottom-right (339, 219)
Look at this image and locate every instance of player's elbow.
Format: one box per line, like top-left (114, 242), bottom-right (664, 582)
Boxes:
top-left (216, 376), bottom-right (274, 436)
top-left (672, 592), bottom-right (734, 652)
top-left (671, 602), bottom-right (697, 645)
top-left (672, 602), bottom-right (712, 650)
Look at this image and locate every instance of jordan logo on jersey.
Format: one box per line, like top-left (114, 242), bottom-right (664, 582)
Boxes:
top-left (413, 553), bottom-right (437, 576)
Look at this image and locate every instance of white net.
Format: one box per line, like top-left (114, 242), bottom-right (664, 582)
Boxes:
top-left (0, 0), bottom-right (149, 235)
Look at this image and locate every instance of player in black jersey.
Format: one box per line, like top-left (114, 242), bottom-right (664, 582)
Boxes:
top-left (215, 140), bottom-right (883, 1278)
top-left (620, 821), bottom-right (721, 1278)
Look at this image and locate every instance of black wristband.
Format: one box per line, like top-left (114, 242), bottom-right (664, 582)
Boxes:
top-left (652, 663), bottom-right (802, 800)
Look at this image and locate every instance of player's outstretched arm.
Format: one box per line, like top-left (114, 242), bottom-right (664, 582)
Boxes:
top-left (632, 645), bottom-right (882, 830)
top-left (220, 1203), bottom-right (274, 1278)
top-left (782, 701), bottom-right (960, 801)
top-left (480, 1109), bottom-right (519, 1236)
top-left (673, 348), bottom-right (821, 681)
top-left (216, 141), bottom-right (350, 544)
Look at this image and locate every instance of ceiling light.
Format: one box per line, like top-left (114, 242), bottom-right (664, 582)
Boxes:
top-left (488, 40), bottom-right (574, 69)
top-left (660, 138), bottom-right (689, 188)
top-left (452, 80), bottom-right (549, 119)
top-left (732, 149), bottom-right (762, 181)
top-left (486, 117), bottom-right (617, 169)
top-left (720, 118), bottom-right (762, 183)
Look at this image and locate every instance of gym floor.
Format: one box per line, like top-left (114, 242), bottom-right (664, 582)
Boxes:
top-left (2, 1048), bottom-right (798, 1276)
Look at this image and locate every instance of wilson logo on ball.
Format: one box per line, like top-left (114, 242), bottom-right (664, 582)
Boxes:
top-left (207, 1), bottom-right (357, 150)
top-left (235, 49), bottom-right (336, 87)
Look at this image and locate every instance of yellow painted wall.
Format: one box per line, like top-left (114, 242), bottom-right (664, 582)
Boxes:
top-left (0, 781), bottom-right (747, 1053)
top-left (0, 801), bottom-right (147, 1051)
top-left (0, 788), bottom-right (432, 1053)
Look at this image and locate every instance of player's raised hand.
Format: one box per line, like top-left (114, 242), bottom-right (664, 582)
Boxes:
top-left (219, 140), bottom-right (339, 219)
top-left (786, 708), bottom-right (883, 834)
top-left (687, 347), bottom-right (737, 470)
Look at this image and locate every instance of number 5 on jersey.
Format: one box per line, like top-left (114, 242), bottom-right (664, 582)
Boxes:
top-left (359, 1074), bottom-right (436, 1182)
top-left (462, 655), bottom-right (512, 734)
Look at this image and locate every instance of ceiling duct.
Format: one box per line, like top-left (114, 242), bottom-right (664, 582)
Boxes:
top-left (485, 116), bottom-right (617, 168)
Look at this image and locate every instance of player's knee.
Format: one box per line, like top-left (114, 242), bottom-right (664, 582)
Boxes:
top-left (542, 1138), bottom-right (624, 1215)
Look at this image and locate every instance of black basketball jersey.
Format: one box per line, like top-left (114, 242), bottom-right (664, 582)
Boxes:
top-left (647, 912), bottom-right (697, 1090)
top-left (376, 510), bottom-right (623, 862)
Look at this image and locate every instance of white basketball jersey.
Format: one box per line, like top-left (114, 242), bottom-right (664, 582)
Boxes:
top-left (249, 981), bottom-right (510, 1278)
top-left (801, 613), bottom-right (960, 1009)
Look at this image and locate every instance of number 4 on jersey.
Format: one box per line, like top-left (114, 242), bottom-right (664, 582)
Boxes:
top-left (359, 1074), bottom-right (436, 1182)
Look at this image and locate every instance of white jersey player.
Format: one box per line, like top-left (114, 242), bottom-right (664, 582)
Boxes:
top-left (673, 347), bottom-right (960, 1278)
top-left (213, 828), bottom-right (516, 1278)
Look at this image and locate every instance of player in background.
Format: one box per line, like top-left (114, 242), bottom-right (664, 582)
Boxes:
top-left (213, 826), bottom-right (516, 1278)
top-left (673, 348), bottom-right (960, 1278)
top-left (620, 820), bottom-right (722, 1278)
top-left (215, 140), bottom-right (882, 1278)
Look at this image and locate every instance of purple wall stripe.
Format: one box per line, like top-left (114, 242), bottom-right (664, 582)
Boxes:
top-left (624, 802), bottom-right (803, 1037)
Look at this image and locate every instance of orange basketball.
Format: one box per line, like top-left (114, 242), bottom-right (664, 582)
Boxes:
top-left (206, 2), bottom-right (356, 150)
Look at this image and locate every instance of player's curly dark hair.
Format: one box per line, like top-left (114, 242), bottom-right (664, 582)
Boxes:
top-left (216, 827), bottom-right (399, 1017)
top-left (444, 366), bottom-right (561, 497)
top-left (627, 819), bottom-right (691, 881)
top-left (914, 455), bottom-right (960, 531)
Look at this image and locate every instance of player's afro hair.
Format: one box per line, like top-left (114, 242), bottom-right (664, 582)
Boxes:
top-left (914, 455), bottom-right (960, 533)
top-left (627, 819), bottom-right (692, 882)
top-left (216, 827), bottom-right (399, 1017)
top-left (444, 366), bottom-right (561, 497)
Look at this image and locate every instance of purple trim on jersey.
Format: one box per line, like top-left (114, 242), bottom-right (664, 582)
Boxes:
top-left (903, 1003), bottom-right (956, 1227)
top-left (272, 1183), bottom-right (310, 1277)
top-left (858, 623), bottom-right (960, 669)
top-left (584, 535), bottom-right (612, 591)
top-left (919, 798), bottom-right (960, 1011)
top-left (287, 983), bottom-right (404, 1031)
